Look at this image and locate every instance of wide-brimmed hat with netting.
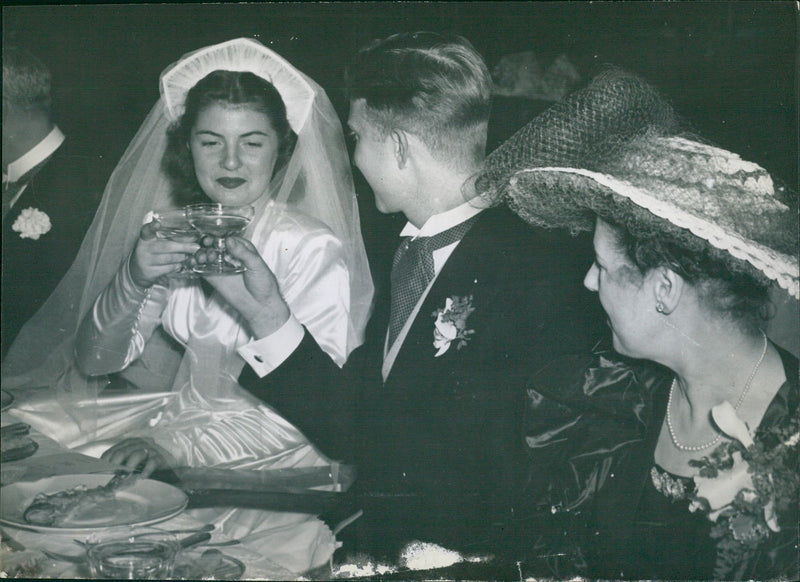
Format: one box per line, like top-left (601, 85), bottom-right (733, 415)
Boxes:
top-left (477, 68), bottom-right (799, 298)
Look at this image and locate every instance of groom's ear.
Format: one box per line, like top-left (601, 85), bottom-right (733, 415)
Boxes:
top-left (391, 128), bottom-right (409, 169)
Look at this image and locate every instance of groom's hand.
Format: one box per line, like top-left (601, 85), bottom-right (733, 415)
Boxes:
top-left (202, 237), bottom-right (291, 338)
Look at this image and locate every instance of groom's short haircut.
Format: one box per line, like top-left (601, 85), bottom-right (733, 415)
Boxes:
top-left (2, 46), bottom-right (52, 115)
top-left (345, 31), bottom-right (492, 168)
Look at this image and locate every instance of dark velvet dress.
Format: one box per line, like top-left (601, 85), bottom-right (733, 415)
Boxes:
top-left (523, 344), bottom-right (800, 581)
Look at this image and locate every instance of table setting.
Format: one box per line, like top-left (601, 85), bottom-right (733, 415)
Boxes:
top-left (0, 389), bottom-right (353, 580)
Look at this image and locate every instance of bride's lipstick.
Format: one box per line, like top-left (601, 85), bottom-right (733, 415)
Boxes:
top-left (217, 177), bottom-right (246, 189)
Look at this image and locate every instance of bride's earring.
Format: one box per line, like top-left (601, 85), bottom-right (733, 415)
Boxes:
top-left (656, 301), bottom-right (665, 313)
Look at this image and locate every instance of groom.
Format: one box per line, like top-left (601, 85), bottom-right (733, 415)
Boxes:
top-left (231, 32), bottom-right (604, 562)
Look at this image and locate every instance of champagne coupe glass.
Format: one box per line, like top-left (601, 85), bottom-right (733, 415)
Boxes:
top-left (152, 208), bottom-right (199, 278)
top-left (186, 203), bottom-right (255, 275)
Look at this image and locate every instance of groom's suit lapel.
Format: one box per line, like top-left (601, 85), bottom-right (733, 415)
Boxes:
top-left (384, 210), bottom-right (493, 387)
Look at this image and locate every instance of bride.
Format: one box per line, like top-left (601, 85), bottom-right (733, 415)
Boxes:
top-left (3, 38), bottom-right (373, 574)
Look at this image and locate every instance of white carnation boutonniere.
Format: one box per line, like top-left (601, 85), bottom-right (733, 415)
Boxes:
top-left (431, 295), bottom-right (475, 357)
top-left (12, 207), bottom-right (52, 240)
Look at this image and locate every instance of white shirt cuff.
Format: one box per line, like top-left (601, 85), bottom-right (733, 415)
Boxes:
top-left (237, 315), bottom-right (305, 378)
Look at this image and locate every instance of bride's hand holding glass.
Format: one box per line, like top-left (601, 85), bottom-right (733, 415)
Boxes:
top-left (129, 220), bottom-right (201, 288)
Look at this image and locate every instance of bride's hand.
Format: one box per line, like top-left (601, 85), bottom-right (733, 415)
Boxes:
top-left (129, 221), bottom-right (200, 288)
top-left (101, 437), bottom-right (176, 478)
top-left (201, 237), bottom-right (290, 338)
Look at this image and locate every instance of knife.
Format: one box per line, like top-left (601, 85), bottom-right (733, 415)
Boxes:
top-left (151, 464), bottom-right (356, 492)
top-left (0, 422), bottom-right (30, 438)
top-left (178, 531), bottom-right (212, 549)
top-left (183, 488), bottom-right (356, 515)
top-left (0, 439), bottom-right (38, 462)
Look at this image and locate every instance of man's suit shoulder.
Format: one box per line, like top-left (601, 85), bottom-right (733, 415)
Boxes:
top-left (470, 205), bottom-right (592, 271)
top-left (36, 140), bottom-right (110, 210)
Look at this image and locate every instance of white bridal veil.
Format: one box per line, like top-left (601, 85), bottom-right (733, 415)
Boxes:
top-left (2, 38), bottom-right (374, 445)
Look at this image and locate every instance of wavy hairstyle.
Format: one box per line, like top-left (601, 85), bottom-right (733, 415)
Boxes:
top-left (2, 46), bottom-right (52, 115)
top-left (162, 70), bottom-right (297, 204)
top-left (603, 212), bottom-right (773, 333)
top-left (345, 31), bottom-right (492, 170)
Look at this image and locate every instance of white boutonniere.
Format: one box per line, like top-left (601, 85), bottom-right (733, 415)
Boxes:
top-left (12, 207), bottom-right (52, 240)
top-left (431, 295), bottom-right (475, 357)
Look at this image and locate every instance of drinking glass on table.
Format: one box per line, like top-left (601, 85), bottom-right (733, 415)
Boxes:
top-left (152, 209), bottom-right (199, 278)
top-left (86, 528), bottom-right (178, 579)
top-left (186, 203), bottom-right (255, 275)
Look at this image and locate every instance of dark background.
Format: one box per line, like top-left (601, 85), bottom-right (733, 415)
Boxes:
top-left (4, 1), bottom-right (798, 273)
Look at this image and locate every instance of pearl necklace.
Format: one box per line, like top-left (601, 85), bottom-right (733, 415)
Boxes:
top-left (666, 332), bottom-right (768, 452)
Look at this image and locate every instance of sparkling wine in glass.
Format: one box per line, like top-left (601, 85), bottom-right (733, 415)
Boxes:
top-left (152, 208), bottom-right (199, 278)
top-left (186, 203), bottom-right (255, 275)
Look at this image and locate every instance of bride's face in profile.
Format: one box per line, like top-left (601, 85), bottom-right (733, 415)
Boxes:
top-left (190, 102), bottom-right (280, 206)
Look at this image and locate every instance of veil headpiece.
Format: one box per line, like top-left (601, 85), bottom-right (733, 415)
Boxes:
top-left (3, 38), bottom-right (373, 444)
top-left (160, 37), bottom-right (314, 130)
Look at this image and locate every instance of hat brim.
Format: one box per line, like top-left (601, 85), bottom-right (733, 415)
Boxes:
top-left (507, 167), bottom-right (799, 298)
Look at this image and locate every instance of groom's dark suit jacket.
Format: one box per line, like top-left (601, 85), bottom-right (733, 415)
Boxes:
top-left (2, 139), bottom-right (106, 357)
top-left (239, 206), bottom-right (606, 560)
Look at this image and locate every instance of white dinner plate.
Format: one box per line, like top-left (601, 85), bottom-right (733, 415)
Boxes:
top-left (0, 473), bottom-right (188, 534)
top-left (0, 390), bottom-right (14, 411)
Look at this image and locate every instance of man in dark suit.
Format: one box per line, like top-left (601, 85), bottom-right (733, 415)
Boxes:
top-left (221, 32), bottom-right (603, 565)
top-left (2, 47), bottom-right (105, 358)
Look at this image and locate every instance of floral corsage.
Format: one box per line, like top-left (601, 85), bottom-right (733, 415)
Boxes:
top-left (431, 295), bottom-right (475, 357)
top-left (12, 207), bottom-right (51, 240)
top-left (688, 402), bottom-right (800, 579)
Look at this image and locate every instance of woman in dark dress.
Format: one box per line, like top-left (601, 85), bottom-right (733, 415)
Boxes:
top-left (478, 69), bottom-right (799, 580)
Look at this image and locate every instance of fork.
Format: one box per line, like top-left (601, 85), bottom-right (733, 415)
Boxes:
top-left (73, 523), bottom-right (215, 547)
top-left (42, 548), bottom-right (85, 564)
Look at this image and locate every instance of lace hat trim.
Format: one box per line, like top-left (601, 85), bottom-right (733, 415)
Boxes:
top-left (512, 165), bottom-right (799, 298)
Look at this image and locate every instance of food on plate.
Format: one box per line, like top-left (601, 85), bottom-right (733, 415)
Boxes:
top-left (23, 472), bottom-right (139, 527)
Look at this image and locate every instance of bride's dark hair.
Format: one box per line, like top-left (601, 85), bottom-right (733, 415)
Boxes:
top-left (162, 70), bottom-right (297, 204)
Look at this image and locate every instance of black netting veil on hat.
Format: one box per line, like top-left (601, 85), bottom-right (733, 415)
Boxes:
top-left (477, 66), bottom-right (799, 298)
top-left (477, 66), bottom-right (682, 201)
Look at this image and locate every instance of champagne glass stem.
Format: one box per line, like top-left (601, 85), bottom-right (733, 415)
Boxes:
top-left (216, 236), bottom-right (226, 269)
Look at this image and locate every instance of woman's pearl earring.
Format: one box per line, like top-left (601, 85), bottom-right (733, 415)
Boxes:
top-left (656, 302), bottom-right (665, 313)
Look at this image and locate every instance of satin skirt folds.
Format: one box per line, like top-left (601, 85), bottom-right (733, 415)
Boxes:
top-left (8, 376), bottom-right (173, 453)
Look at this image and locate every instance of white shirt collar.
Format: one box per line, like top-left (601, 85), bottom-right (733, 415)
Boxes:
top-left (5, 126), bottom-right (65, 183)
top-left (399, 201), bottom-right (484, 239)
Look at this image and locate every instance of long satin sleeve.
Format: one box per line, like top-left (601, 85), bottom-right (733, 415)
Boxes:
top-left (75, 257), bottom-right (170, 376)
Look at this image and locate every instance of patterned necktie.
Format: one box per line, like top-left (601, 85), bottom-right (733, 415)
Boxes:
top-left (388, 214), bottom-right (480, 347)
top-left (2, 181), bottom-right (25, 221)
